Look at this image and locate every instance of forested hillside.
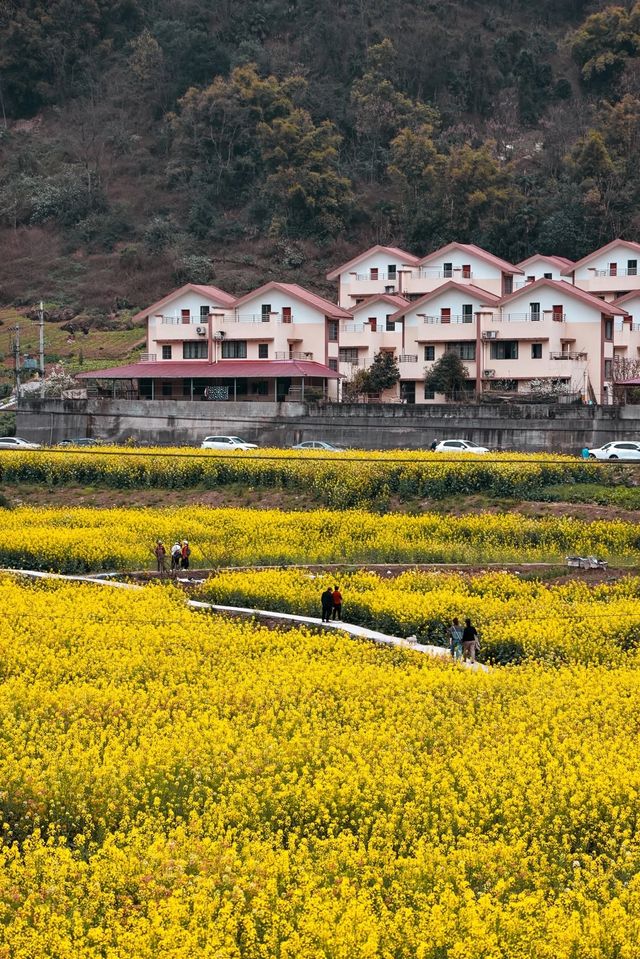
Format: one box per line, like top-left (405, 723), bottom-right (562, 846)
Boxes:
top-left (1, 0), bottom-right (640, 313)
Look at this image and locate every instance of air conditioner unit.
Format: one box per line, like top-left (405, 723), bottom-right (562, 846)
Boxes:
top-left (196, 326), bottom-right (207, 336)
top-left (482, 330), bottom-right (498, 339)
top-left (213, 331), bottom-right (225, 340)
top-left (384, 285), bottom-right (396, 293)
top-left (484, 369), bottom-right (496, 378)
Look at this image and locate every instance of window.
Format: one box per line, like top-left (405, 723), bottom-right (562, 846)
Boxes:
top-left (386, 314), bottom-right (395, 332)
top-left (527, 275), bottom-right (536, 284)
top-left (328, 320), bottom-right (338, 341)
top-left (339, 347), bottom-right (359, 363)
top-left (604, 318), bottom-right (613, 340)
top-left (221, 340), bottom-right (247, 358)
top-left (443, 262), bottom-right (453, 277)
top-left (462, 264), bottom-right (471, 279)
top-left (552, 304), bottom-right (564, 321)
top-left (447, 342), bottom-right (476, 360)
top-left (328, 358), bottom-right (338, 371)
top-left (462, 304), bottom-right (473, 323)
top-left (181, 309), bottom-right (190, 325)
top-left (604, 359), bottom-right (613, 379)
top-left (183, 341), bottom-right (207, 359)
top-left (530, 302), bottom-right (540, 321)
top-left (490, 341), bottom-right (518, 359)
top-left (370, 268), bottom-right (379, 280)
top-left (258, 343), bottom-right (269, 359)
top-left (282, 307), bottom-right (292, 323)
top-left (628, 259), bottom-right (638, 276)
top-left (424, 345), bottom-right (435, 362)
top-left (161, 382), bottom-right (173, 397)
top-left (424, 385), bottom-right (435, 399)
top-left (440, 308), bottom-right (451, 324)
top-left (261, 304), bottom-right (271, 322)
top-left (502, 276), bottom-right (513, 295)
top-left (387, 265), bottom-right (397, 279)
top-left (531, 343), bottom-right (542, 359)
top-left (162, 345), bottom-right (172, 360)
top-left (200, 305), bottom-right (210, 320)
top-left (368, 317), bottom-right (377, 332)
top-left (251, 381), bottom-right (269, 396)
top-left (610, 262), bottom-right (617, 276)
top-left (543, 272), bottom-right (552, 280)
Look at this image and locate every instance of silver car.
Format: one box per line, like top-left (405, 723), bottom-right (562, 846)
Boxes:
top-left (290, 441), bottom-right (345, 451)
top-left (0, 436), bottom-right (42, 450)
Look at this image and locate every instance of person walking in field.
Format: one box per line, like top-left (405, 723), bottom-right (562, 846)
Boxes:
top-left (170, 542), bottom-right (182, 572)
top-left (180, 540), bottom-right (191, 570)
top-left (462, 618), bottom-right (480, 663)
top-left (331, 585), bottom-right (343, 621)
top-left (321, 586), bottom-right (334, 622)
top-left (154, 540), bottom-right (167, 574)
top-left (449, 617), bottom-right (463, 660)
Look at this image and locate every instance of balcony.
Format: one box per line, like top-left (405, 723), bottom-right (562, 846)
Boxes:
top-left (549, 351), bottom-right (587, 361)
top-left (398, 354), bottom-right (418, 363)
top-left (352, 271), bottom-right (398, 281)
top-left (415, 268), bottom-right (473, 279)
top-left (274, 351), bottom-right (314, 360)
top-left (223, 313), bottom-right (293, 324)
top-left (139, 353), bottom-right (157, 362)
top-left (157, 314), bottom-right (205, 325)
top-left (421, 314), bottom-right (474, 324)
top-left (593, 267), bottom-right (638, 277)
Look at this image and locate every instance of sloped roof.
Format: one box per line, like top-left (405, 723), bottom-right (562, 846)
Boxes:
top-left (496, 278), bottom-right (629, 315)
top-left (326, 245), bottom-right (420, 280)
top-left (564, 239), bottom-right (640, 274)
top-left (611, 290), bottom-right (640, 307)
top-left (517, 253), bottom-right (576, 270)
top-left (77, 359), bottom-right (342, 380)
top-left (132, 284), bottom-right (236, 322)
top-left (350, 294), bottom-right (410, 313)
top-left (388, 281), bottom-right (502, 321)
top-left (233, 282), bottom-right (351, 319)
top-left (416, 242), bottom-right (524, 274)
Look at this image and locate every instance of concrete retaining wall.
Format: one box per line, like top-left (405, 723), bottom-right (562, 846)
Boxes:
top-left (16, 397), bottom-right (640, 452)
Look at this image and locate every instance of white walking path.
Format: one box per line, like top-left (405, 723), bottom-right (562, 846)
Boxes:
top-left (2, 568), bottom-right (488, 670)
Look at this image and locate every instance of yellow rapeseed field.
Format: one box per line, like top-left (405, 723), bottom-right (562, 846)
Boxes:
top-left (197, 568), bottom-right (640, 664)
top-left (0, 505), bottom-right (638, 571)
top-left (3, 574), bottom-right (640, 957)
top-left (0, 446), bottom-right (608, 506)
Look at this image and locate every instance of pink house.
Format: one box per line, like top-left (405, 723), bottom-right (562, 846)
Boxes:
top-left (327, 245), bottom-right (420, 307)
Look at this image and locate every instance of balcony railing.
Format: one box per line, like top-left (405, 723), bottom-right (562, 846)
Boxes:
top-left (158, 315), bottom-right (206, 325)
top-left (353, 272), bottom-right (398, 281)
top-left (139, 353), bottom-right (157, 362)
top-left (222, 313), bottom-right (288, 324)
top-left (549, 351), bottom-right (587, 361)
top-left (415, 268), bottom-right (474, 279)
top-left (274, 351), bottom-right (313, 360)
top-left (632, 323), bottom-right (640, 331)
top-left (422, 314), bottom-right (474, 324)
top-left (593, 268), bottom-right (638, 277)
top-left (398, 354), bottom-right (418, 363)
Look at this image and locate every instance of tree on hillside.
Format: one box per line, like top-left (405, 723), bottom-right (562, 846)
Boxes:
top-left (571, 4), bottom-right (640, 89)
top-left (424, 352), bottom-right (469, 400)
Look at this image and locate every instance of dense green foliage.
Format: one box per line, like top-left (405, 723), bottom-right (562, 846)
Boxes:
top-left (1, 1), bottom-right (639, 307)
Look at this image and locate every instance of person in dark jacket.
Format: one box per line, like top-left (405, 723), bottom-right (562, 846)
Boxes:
top-left (462, 618), bottom-right (480, 663)
top-left (321, 586), bottom-right (334, 622)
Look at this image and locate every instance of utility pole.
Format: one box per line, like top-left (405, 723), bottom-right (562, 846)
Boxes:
top-left (11, 325), bottom-right (20, 399)
top-left (39, 300), bottom-right (45, 396)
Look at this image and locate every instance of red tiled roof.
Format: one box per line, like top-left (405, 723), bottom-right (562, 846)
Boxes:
top-left (326, 245), bottom-right (420, 280)
top-left (496, 278), bottom-right (629, 314)
top-left (517, 254), bottom-right (575, 270)
top-left (77, 360), bottom-right (342, 380)
top-left (416, 242), bottom-right (524, 274)
top-left (351, 294), bottom-right (410, 313)
top-left (388, 281), bottom-right (501, 320)
top-left (564, 239), bottom-right (640, 274)
top-left (232, 282), bottom-right (351, 319)
top-left (131, 284), bottom-right (236, 322)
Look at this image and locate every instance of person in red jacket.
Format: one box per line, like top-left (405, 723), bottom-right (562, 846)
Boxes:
top-left (331, 585), bottom-right (343, 620)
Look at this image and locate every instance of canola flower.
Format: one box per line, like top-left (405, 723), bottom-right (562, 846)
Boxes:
top-left (3, 574), bottom-right (640, 956)
top-left (0, 445), bottom-right (612, 507)
top-left (0, 505), bottom-right (639, 572)
top-left (197, 568), bottom-right (640, 665)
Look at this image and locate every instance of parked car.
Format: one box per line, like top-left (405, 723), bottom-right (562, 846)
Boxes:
top-left (588, 441), bottom-right (640, 460)
top-left (200, 435), bottom-right (258, 451)
top-left (0, 436), bottom-right (41, 450)
top-left (56, 438), bottom-right (102, 447)
top-left (434, 439), bottom-right (490, 454)
top-left (290, 441), bottom-right (345, 452)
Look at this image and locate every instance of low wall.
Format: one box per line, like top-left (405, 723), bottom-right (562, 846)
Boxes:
top-left (16, 397), bottom-right (640, 453)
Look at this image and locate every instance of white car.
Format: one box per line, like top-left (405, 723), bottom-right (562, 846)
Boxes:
top-left (588, 441), bottom-right (640, 460)
top-left (291, 441), bottom-right (345, 451)
top-left (200, 435), bottom-right (258, 451)
top-left (433, 439), bottom-right (489, 454)
top-left (0, 436), bottom-right (42, 450)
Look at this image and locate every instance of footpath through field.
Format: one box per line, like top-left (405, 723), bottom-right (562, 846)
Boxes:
top-left (2, 567), bottom-right (487, 670)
